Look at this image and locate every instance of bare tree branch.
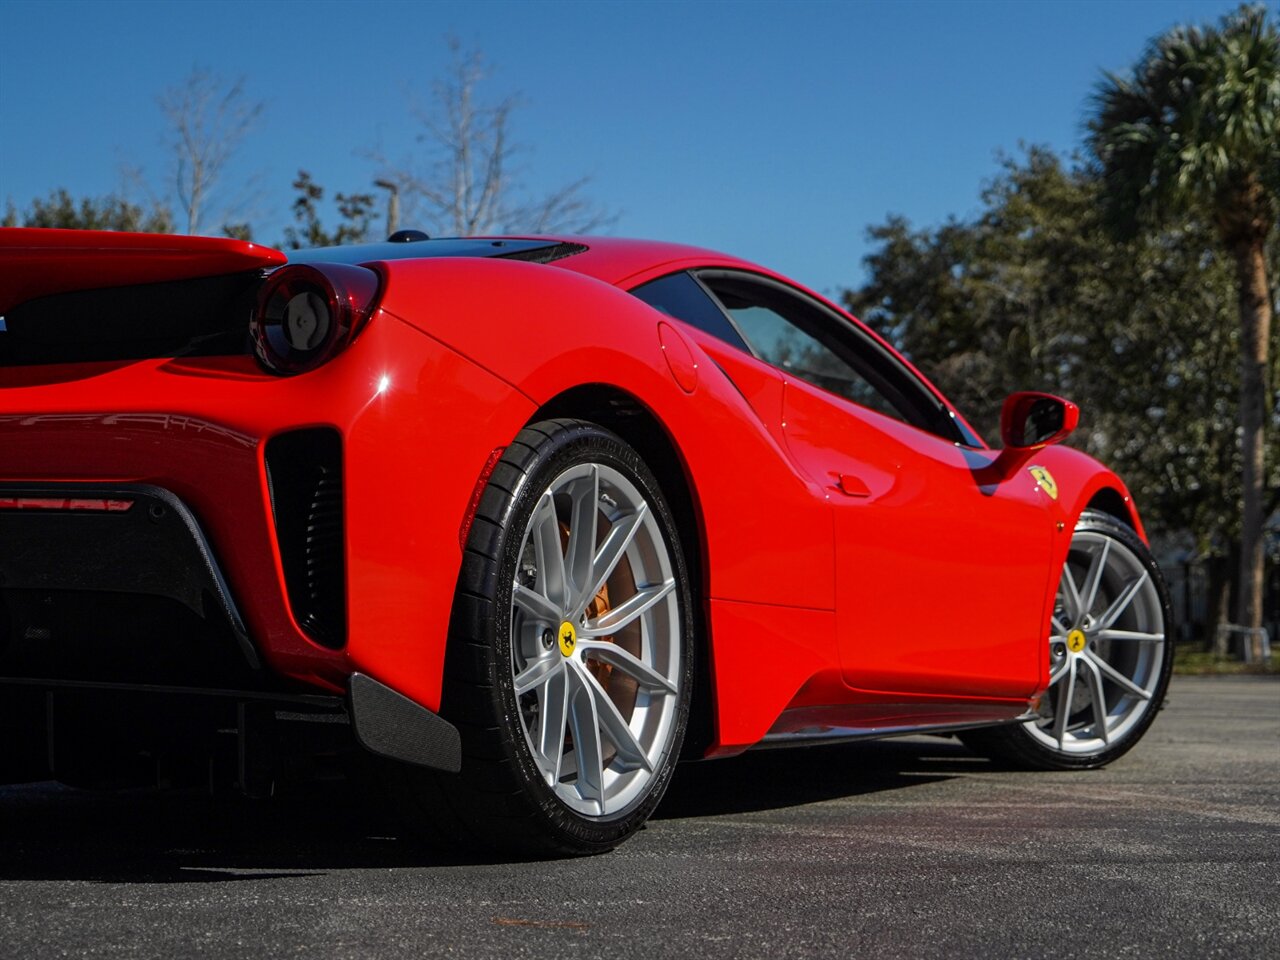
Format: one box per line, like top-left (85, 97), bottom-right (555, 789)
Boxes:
top-left (158, 68), bottom-right (263, 234)
top-left (380, 39), bottom-right (615, 237)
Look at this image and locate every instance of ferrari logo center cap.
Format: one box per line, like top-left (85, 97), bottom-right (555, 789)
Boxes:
top-left (558, 621), bottom-right (577, 658)
top-left (1067, 629), bottom-right (1087, 653)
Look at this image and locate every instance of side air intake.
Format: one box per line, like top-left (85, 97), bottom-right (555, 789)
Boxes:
top-left (264, 428), bottom-right (346, 648)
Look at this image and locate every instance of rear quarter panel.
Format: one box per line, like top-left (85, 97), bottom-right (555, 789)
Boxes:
top-left (375, 256), bottom-right (836, 612)
top-left (374, 257), bottom-right (843, 749)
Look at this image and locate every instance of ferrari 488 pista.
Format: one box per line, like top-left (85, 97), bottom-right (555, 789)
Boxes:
top-left (0, 229), bottom-right (1172, 854)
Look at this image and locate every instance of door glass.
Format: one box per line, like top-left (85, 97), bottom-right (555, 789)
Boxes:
top-left (721, 300), bottom-right (905, 422)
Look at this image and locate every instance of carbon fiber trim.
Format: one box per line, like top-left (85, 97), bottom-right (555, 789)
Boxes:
top-left (348, 673), bottom-right (461, 773)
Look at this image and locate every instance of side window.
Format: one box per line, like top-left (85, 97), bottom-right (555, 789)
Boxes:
top-left (628, 272), bottom-right (749, 351)
top-left (699, 272), bottom-right (962, 441)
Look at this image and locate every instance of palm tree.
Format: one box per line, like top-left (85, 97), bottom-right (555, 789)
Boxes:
top-left (1090, 4), bottom-right (1279, 653)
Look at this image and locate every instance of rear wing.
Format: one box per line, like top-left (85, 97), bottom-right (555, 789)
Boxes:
top-left (0, 228), bottom-right (287, 315)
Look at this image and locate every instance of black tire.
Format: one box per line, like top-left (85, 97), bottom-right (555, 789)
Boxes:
top-left (383, 419), bottom-right (694, 857)
top-left (962, 509), bottom-right (1173, 770)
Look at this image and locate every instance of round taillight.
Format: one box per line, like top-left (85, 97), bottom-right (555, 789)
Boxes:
top-left (250, 263), bottom-right (380, 375)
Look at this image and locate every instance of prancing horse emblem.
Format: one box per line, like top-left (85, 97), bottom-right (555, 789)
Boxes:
top-left (1028, 465), bottom-right (1058, 500)
top-left (558, 621), bottom-right (577, 657)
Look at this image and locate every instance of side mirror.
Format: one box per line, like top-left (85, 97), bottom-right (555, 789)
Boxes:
top-left (976, 392), bottom-right (1080, 486)
top-left (1001, 392), bottom-right (1078, 450)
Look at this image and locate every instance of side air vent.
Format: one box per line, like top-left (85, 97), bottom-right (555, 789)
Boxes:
top-left (264, 428), bottom-right (346, 648)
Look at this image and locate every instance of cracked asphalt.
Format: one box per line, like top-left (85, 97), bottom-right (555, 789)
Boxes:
top-left (0, 675), bottom-right (1276, 959)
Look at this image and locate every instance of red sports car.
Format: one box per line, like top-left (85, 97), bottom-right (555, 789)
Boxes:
top-left (0, 228), bottom-right (1172, 855)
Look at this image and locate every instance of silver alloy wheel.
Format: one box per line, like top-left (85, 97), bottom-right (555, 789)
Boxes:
top-left (1027, 530), bottom-right (1167, 754)
top-left (509, 461), bottom-right (682, 819)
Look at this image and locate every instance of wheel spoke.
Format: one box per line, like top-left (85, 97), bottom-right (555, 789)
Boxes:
top-left (514, 654), bottom-right (561, 696)
top-left (531, 492), bottom-right (568, 611)
top-left (564, 467), bottom-right (600, 609)
top-left (1026, 527), bottom-right (1167, 757)
top-left (577, 639), bottom-right (676, 693)
top-left (1079, 539), bottom-right (1111, 619)
top-left (1059, 570), bottom-right (1083, 624)
top-left (1083, 658), bottom-right (1110, 744)
top-left (577, 505), bottom-right (648, 615)
top-left (576, 662), bottom-right (652, 772)
top-left (568, 668), bottom-right (606, 813)
top-left (1095, 629), bottom-right (1165, 643)
top-left (513, 583), bottom-right (562, 624)
top-left (1053, 659), bottom-right (1077, 748)
top-left (1095, 571), bottom-right (1150, 631)
top-left (1085, 649), bottom-right (1152, 701)
top-left (537, 669), bottom-right (569, 785)
top-left (510, 457), bottom-right (684, 820)
top-left (581, 579), bottom-right (674, 636)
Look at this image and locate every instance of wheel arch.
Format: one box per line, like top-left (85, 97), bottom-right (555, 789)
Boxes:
top-left (1086, 486), bottom-right (1140, 532)
top-left (531, 384), bottom-right (716, 758)
top-left (1034, 445), bottom-right (1149, 544)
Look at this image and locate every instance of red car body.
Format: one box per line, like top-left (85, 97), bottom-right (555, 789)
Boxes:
top-left (0, 228), bottom-right (1146, 779)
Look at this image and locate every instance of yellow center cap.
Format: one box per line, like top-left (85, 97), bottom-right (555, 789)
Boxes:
top-left (558, 621), bottom-right (577, 658)
top-left (1067, 629), bottom-right (1087, 653)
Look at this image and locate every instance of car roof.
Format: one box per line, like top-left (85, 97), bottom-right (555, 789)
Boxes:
top-left (535, 236), bottom-right (762, 286)
top-left (289, 235), bottom-right (763, 288)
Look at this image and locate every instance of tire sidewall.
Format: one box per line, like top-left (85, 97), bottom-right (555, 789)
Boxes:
top-left (481, 421), bottom-right (694, 849)
top-left (1011, 508), bottom-right (1174, 770)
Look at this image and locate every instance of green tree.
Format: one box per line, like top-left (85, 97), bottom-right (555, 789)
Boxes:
top-left (3, 189), bottom-right (174, 232)
top-left (280, 171), bottom-right (377, 250)
top-left (1088, 3), bottom-right (1279, 642)
top-left (847, 148), bottom-right (1277, 638)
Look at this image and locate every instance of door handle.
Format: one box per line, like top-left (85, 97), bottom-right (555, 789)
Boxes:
top-left (833, 472), bottom-right (871, 498)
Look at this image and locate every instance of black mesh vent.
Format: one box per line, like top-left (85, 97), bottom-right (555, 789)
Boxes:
top-left (264, 429), bottom-right (346, 648)
top-left (495, 242), bottom-right (588, 264)
top-left (0, 271), bottom-right (261, 367)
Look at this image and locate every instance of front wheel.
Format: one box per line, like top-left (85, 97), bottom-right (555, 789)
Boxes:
top-left (963, 509), bottom-right (1173, 770)
top-left (385, 419), bottom-right (694, 856)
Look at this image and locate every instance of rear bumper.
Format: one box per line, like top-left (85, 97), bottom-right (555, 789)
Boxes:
top-left (0, 483), bottom-right (259, 688)
top-left (0, 309), bottom-right (537, 709)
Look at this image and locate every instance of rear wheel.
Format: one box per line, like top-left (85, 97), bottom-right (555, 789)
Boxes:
top-left (963, 509), bottom-right (1172, 769)
top-left (385, 419), bottom-right (693, 856)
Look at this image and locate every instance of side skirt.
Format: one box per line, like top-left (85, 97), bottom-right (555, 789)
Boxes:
top-left (756, 701), bottom-right (1038, 750)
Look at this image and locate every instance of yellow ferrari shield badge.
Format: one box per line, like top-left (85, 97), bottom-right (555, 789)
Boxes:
top-left (1028, 465), bottom-right (1058, 500)
top-left (558, 621), bottom-right (578, 658)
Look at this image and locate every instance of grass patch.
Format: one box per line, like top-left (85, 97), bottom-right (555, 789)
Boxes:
top-left (1173, 647), bottom-right (1279, 675)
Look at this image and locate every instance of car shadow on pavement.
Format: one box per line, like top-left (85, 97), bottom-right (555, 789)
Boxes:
top-left (0, 736), bottom-right (991, 879)
top-left (658, 734), bottom-right (985, 819)
top-left (0, 778), bottom-right (436, 882)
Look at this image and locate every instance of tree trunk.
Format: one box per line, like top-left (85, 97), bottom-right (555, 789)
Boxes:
top-left (1209, 553), bottom-right (1233, 654)
top-left (1232, 235), bottom-right (1272, 659)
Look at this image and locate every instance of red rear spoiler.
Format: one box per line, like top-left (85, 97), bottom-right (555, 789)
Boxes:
top-left (0, 228), bottom-right (288, 314)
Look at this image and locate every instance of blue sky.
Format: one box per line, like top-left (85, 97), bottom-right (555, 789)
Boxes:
top-left (0, 0), bottom-right (1254, 296)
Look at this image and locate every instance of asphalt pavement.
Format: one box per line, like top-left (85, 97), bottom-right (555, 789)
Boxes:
top-left (0, 674), bottom-right (1276, 959)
